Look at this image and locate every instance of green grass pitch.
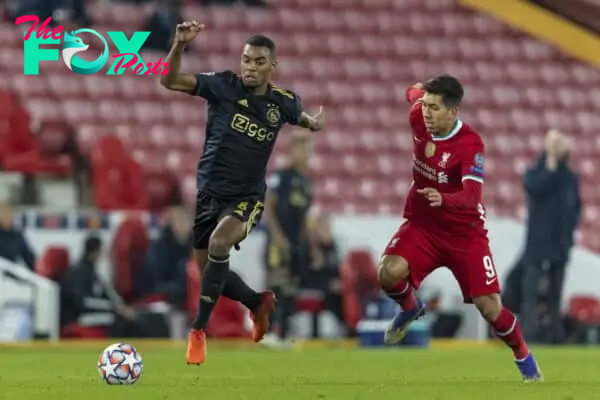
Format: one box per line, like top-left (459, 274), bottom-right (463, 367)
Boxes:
top-left (1, 341), bottom-right (599, 400)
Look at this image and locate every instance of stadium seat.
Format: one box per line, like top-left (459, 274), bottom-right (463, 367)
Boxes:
top-left (1, 106), bottom-right (72, 176)
top-left (293, 289), bottom-right (326, 339)
top-left (185, 258), bottom-right (250, 338)
top-left (60, 325), bottom-right (108, 339)
top-left (91, 135), bottom-right (147, 210)
top-left (186, 257), bottom-right (200, 315)
top-left (112, 216), bottom-right (150, 302)
top-left (295, 290), bottom-right (326, 313)
top-left (207, 298), bottom-right (252, 339)
top-left (567, 295), bottom-right (600, 325)
top-left (339, 249), bottom-right (380, 331)
top-left (36, 246), bottom-right (70, 282)
top-left (1, 0), bottom-right (598, 251)
top-left (143, 171), bottom-right (180, 212)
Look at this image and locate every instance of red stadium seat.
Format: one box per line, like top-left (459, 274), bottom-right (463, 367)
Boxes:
top-left (1, 106), bottom-right (72, 176)
top-left (60, 325), bottom-right (108, 339)
top-left (207, 298), bottom-right (252, 339)
top-left (112, 216), bottom-right (150, 302)
top-left (1, 0), bottom-right (598, 250)
top-left (36, 246), bottom-right (70, 282)
top-left (185, 258), bottom-right (251, 339)
top-left (567, 296), bottom-right (600, 325)
top-left (91, 135), bottom-right (147, 210)
top-left (295, 290), bottom-right (326, 313)
top-left (339, 249), bottom-right (380, 330)
top-left (143, 171), bottom-right (180, 212)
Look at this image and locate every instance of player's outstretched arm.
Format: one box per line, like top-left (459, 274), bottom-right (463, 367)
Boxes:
top-left (298, 106), bottom-right (325, 131)
top-left (159, 21), bottom-right (206, 94)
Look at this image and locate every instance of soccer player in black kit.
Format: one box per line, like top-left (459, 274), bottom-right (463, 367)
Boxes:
top-left (160, 21), bottom-right (325, 365)
top-left (263, 130), bottom-right (315, 344)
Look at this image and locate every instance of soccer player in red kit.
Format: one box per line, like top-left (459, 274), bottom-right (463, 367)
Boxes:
top-left (378, 75), bottom-right (542, 382)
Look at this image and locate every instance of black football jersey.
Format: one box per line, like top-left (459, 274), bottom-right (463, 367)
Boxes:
top-left (192, 70), bottom-right (303, 199)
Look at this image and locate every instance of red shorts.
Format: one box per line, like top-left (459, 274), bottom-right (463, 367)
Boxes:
top-left (382, 221), bottom-right (500, 303)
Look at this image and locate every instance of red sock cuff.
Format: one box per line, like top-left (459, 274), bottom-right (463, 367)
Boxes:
top-left (384, 279), bottom-right (410, 295)
top-left (383, 279), bottom-right (416, 311)
top-left (492, 307), bottom-right (516, 335)
top-left (491, 307), bottom-right (529, 359)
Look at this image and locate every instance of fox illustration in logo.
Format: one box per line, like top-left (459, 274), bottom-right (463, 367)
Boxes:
top-left (62, 29), bottom-right (109, 75)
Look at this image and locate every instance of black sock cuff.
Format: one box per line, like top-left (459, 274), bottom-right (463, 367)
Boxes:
top-left (208, 254), bottom-right (230, 263)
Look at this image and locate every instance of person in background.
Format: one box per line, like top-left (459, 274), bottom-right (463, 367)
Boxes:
top-left (60, 236), bottom-right (138, 337)
top-left (138, 206), bottom-right (192, 309)
top-left (203, 0), bottom-right (267, 6)
top-left (142, 0), bottom-right (185, 53)
top-left (520, 130), bottom-right (581, 344)
top-left (11, 0), bottom-right (92, 26)
top-left (416, 284), bottom-right (463, 339)
top-left (501, 254), bottom-right (526, 316)
top-left (0, 202), bottom-right (36, 270)
top-left (263, 130), bottom-right (318, 344)
top-left (302, 215), bottom-right (343, 325)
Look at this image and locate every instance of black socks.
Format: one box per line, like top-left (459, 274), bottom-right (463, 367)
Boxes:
top-left (191, 254), bottom-right (230, 330)
top-left (222, 270), bottom-right (262, 312)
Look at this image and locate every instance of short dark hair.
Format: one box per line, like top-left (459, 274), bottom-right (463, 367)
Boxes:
top-left (84, 236), bottom-right (102, 256)
top-left (245, 34), bottom-right (276, 58)
top-left (423, 74), bottom-right (464, 108)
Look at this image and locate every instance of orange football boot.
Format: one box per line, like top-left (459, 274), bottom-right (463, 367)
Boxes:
top-left (250, 291), bottom-right (277, 342)
top-left (186, 329), bottom-right (207, 365)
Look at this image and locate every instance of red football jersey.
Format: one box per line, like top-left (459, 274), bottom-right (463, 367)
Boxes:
top-left (403, 88), bottom-right (487, 232)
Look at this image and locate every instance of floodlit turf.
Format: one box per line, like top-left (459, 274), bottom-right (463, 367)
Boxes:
top-left (0, 341), bottom-right (599, 399)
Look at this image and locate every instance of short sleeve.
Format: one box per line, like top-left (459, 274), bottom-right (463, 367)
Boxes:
top-left (193, 71), bottom-right (232, 102)
top-left (461, 142), bottom-right (485, 184)
top-left (285, 94), bottom-right (304, 126)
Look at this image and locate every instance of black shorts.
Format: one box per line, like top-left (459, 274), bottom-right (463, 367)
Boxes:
top-left (193, 191), bottom-right (264, 250)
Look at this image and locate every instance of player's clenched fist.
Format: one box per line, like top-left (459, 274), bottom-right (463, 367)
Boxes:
top-left (175, 21), bottom-right (206, 44)
top-left (417, 187), bottom-right (442, 207)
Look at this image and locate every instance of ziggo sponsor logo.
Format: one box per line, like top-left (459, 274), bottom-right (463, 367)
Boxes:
top-left (16, 15), bottom-right (172, 76)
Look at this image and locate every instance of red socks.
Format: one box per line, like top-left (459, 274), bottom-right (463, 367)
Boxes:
top-left (384, 279), bottom-right (417, 312)
top-left (491, 307), bottom-right (529, 359)
top-left (385, 282), bottom-right (528, 360)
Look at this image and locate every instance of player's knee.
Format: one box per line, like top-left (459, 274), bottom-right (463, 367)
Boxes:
top-left (377, 255), bottom-right (409, 289)
top-left (473, 294), bottom-right (502, 323)
top-left (207, 233), bottom-right (233, 257)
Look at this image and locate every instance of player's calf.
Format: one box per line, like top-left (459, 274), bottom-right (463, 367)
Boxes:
top-left (473, 294), bottom-right (528, 357)
top-left (377, 255), bottom-right (417, 311)
top-left (190, 218), bottom-right (242, 333)
top-left (377, 255), bottom-right (425, 344)
top-left (473, 294), bottom-right (542, 381)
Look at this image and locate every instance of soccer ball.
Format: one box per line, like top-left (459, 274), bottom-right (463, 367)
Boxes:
top-left (97, 343), bottom-right (143, 385)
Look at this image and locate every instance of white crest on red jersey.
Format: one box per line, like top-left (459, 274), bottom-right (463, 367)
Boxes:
top-left (437, 171), bottom-right (448, 184)
top-left (438, 152), bottom-right (451, 168)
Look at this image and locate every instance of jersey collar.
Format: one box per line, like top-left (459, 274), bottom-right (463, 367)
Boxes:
top-left (432, 119), bottom-right (463, 142)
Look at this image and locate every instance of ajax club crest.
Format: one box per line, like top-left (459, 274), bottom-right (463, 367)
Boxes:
top-left (266, 104), bottom-right (280, 126)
